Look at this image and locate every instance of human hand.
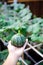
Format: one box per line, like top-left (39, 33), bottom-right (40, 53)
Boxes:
top-left (7, 40), bottom-right (27, 58)
top-left (3, 40), bottom-right (28, 65)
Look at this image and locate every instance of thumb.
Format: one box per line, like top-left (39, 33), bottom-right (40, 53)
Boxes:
top-left (23, 39), bottom-right (28, 49)
top-left (7, 41), bottom-right (11, 48)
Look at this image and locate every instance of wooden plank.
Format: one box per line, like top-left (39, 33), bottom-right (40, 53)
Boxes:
top-left (24, 43), bottom-right (42, 52)
top-left (7, 0), bottom-right (40, 3)
top-left (27, 43), bottom-right (43, 58)
top-left (18, 0), bottom-right (39, 2)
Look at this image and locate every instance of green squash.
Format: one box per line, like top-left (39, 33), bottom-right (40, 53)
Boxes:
top-left (11, 32), bottom-right (26, 47)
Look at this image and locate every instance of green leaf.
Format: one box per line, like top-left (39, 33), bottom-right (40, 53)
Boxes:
top-left (0, 49), bottom-right (8, 60)
top-left (21, 13), bottom-right (32, 22)
top-left (24, 60), bottom-right (31, 65)
top-left (13, 21), bottom-right (26, 30)
top-left (26, 25), bottom-right (32, 33)
top-left (32, 18), bottom-right (42, 24)
top-left (0, 29), bottom-right (4, 32)
top-left (30, 34), bottom-right (39, 42)
top-left (19, 7), bottom-right (30, 17)
top-left (32, 23), bottom-right (40, 33)
top-left (38, 35), bottom-right (43, 42)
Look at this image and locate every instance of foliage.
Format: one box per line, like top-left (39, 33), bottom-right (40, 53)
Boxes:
top-left (0, 49), bottom-right (8, 65)
top-left (24, 59), bottom-right (31, 65)
top-left (0, 3), bottom-right (43, 43)
top-left (17, 60), bottom-right (31, 65)
top-left (0, 3), bottom-right (43, 44)
top-left (0, 3), bottom-right (43, 65)
top-left (0, 3), bottom-right (32, 42)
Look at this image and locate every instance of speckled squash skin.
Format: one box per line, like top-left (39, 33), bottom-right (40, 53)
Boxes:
top-left (11, 33), bottom-right (26, 47)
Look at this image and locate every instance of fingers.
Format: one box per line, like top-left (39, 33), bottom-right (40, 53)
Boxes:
top-left (8, 41), bottom-right (11, 44)
top-left (23, 39), bottom-right (28, 49)
top-left (7, 41), bottom-right (11, 48)
top-left (7, 40), bottom-right (16, 50)
top-left (7, 39), bottom-right (28, 53)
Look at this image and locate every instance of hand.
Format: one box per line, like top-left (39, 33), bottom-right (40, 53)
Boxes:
top-left (7, 40), bottom-right (27, 57)
top-left (3, 40), bottom-right (27, 65)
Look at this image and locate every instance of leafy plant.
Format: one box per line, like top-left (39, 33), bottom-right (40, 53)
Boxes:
top-left (0, 3), bottom-right (43, 65)
top-left (0, 3), bottom-right (43, 46)
top-left (0, 3), bottom-right (32, 42)
top-left (0, 49), bottom-right (8, 65)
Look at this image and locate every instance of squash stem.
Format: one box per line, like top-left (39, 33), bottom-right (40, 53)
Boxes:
top-left (18, 30), bottom-right (21, 34)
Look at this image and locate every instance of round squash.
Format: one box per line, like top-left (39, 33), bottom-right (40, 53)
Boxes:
top-left (11, 33), bottom-right (26, 47)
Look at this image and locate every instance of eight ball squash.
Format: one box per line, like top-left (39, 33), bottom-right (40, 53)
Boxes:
top-left (11, 33), bottom-right (26, 47)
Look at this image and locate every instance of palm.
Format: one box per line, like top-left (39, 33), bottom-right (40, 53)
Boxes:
top-left (7, 40), bottom-right (27, 57)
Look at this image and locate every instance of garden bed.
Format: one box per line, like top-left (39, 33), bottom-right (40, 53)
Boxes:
top-left (0, 2), bottom-right (43, 65)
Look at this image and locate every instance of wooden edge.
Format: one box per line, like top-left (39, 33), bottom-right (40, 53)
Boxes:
top-left (27, 43), bottom-right (43, 58)
top-left (24, 43), bottom-right (42, 52)
top-left (7, 0), bottom-right (43, 3)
